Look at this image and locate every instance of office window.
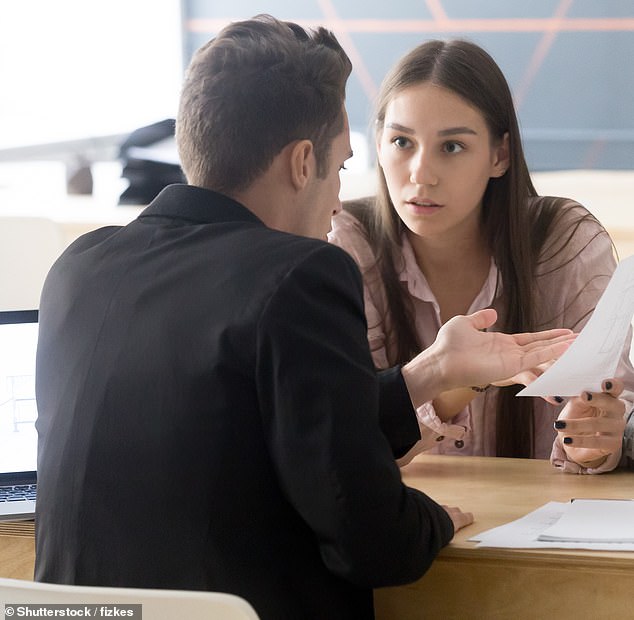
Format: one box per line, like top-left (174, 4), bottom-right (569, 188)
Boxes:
top-left (0, 0), bottom-right (183, 150)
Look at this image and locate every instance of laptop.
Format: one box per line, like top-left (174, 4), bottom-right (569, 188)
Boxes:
top-left (0, 309), bottom-right (38, 521)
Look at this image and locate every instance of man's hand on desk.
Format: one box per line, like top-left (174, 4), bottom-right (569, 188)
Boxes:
top-left (554, 378), bottom-right (626, 469)
top-left (442, 505), bottom-right (474, 534)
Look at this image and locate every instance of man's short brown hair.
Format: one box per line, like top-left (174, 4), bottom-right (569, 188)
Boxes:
top-left (176, 14), bottom-right (352, 194)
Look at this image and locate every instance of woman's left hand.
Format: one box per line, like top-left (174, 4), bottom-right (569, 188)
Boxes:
top-left (554, 379), bottom-right (626, 468)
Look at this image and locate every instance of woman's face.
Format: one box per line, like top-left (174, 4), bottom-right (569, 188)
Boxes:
top-left (377, 82), bottom-right (508, 242)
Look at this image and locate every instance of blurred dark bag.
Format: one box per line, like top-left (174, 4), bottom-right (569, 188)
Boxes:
top-left (118, 118), bottom-right (185, 205)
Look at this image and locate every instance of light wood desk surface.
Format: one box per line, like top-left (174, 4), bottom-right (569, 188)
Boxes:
top-left (0, 521), bottom-right (34, 580)
top-left (375, 455), bottom-right (634, 620)
top-left (2, 456), bottom-right (633, 617)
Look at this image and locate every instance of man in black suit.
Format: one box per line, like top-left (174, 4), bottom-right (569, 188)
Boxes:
top-left (35, 15), bottom-right (572, 619)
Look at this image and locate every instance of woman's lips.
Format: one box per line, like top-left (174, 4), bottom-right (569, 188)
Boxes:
top-left (407, 199), bottom-right (443, 215)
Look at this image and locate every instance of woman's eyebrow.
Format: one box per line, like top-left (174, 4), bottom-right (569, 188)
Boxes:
top-left (384, 122), bottom-right (478, 137)
top-left (384, 122), bottom-right (414, 134)
top-left (437, 126), bottom-right (478, 137)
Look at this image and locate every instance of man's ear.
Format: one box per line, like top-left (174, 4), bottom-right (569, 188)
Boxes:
top-left (491, 132), bottom-right (510, 178)
top-left (289, 139), bottom-right (315, 190)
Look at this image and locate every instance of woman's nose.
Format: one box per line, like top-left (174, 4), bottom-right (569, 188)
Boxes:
top-left (410, 149), bottom-right (438, 186)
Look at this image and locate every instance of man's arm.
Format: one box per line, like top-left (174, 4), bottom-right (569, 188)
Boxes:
top-left (376, 367), bottom-right (420, 459)
top-left (377, 311), bottom-right (574, 463)
top-left (256, 243), bottom-right (454, 587)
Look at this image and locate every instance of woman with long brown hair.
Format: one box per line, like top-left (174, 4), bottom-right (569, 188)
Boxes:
top-left (330, 39), bottom-right (633, 472)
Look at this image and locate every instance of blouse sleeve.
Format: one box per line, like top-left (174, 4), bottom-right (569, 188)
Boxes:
top-left (396, 403), bottom-right (469, 466)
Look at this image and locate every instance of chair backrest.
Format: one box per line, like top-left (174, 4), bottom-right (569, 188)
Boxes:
top-left (0, 578), bottom-right (260, 619)
top-left (0, 216), bottom-right (65, 310)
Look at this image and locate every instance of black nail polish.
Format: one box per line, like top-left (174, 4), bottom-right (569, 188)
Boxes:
top-left (563, 437), bottom-right (573, 444)
top-left (586, 392), bottom-right (593, 401)
top-left (605, 381), bottom-right (613, 390)
top-left (554, 396), bottom-right (564, 404)
top-left (554, 420), bottom-right (566, 429)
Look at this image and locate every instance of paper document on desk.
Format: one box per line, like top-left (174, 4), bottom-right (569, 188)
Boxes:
top-left (538, 499), bottom-right (634, 542)
top-left (518, 253), bottom-right (634, 397)
top-left (470, 501), bottom-right (634, 550)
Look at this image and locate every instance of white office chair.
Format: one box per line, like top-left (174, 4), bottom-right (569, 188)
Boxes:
top-left (0, 577), bottom-right (260, 619)
top-left (0, 216), bottom-right (65, 310)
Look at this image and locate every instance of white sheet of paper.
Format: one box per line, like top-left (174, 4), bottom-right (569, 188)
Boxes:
top-left (469, 502), bottom-right (566, 546)
top-left (469, 501), bottom-right (634, 550)
top-left (518, 253), bottom-right (634, 397)
top-left (538, 499), bottom-right (634, 542)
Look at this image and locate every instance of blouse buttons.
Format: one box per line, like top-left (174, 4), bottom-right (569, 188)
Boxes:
top-left (454, 440), bottom-right (465, 449)
top-left (436, 435), bottom-right (445, 442)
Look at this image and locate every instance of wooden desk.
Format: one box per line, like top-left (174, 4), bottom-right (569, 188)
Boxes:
top-left (0, 521), bottom-right (34, 580)
top-left (375, 455), bottom-right (634, 619)
top-left (2, 456), bottom-right (633, 617)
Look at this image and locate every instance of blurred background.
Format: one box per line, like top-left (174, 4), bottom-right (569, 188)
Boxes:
top-left (1, 0), bottom-right (634, 309)
top-left (185, 1), bottom-right (634, 171)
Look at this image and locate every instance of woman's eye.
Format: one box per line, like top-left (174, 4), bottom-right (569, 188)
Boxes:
top-left (443, 141), bottom-right (464, 154)
top-left (392, 136), bottom-right (410, 149)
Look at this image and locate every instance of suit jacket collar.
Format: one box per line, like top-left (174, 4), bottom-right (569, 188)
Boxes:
top-left (138, 183), bottom-right (264, 227)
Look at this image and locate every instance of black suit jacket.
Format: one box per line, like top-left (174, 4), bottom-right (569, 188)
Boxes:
top-left (35, 185), bottom-right (453, 619)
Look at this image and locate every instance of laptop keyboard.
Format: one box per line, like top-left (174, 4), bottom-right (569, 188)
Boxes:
top-left (0, 484), bottom-right (37, 503)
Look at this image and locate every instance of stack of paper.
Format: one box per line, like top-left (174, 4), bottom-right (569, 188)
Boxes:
top-left (538, 499), bottom-right (634, 543)
top-left (470, 499), bottom-right (634, 550)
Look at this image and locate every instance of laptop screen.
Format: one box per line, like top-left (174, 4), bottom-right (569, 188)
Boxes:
top-left (0, 310), bottom-right (38, 477)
